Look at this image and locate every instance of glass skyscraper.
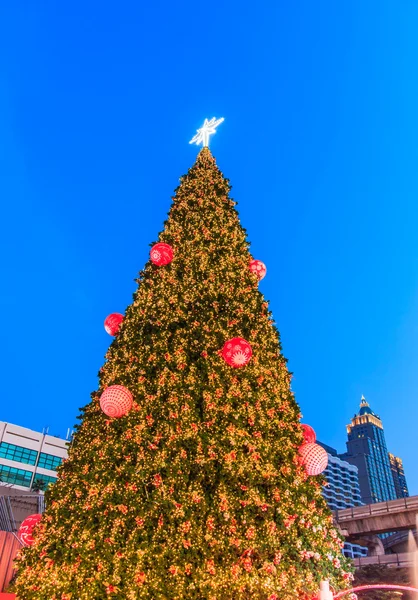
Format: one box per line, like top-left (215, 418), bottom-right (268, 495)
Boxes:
top-left (388, 453), bottom-right (409, 498)
top-left (340, 397), bottom-right (406, 504)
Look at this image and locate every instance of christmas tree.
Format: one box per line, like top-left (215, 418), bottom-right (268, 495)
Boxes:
top-left (14, 128), bottom-right (352, 599)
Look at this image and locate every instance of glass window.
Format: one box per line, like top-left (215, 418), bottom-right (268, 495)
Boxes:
top-left (33, 473), bottom-right (57, 488)
top-left (0, 463), bottom-right (32, 487)
top-left (0, 442), bottom-right (38, 466)
top-left (37, 453), bottom-right (63, 471)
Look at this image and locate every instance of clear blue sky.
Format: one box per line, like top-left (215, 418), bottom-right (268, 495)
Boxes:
top-left (1, 2), bottom-right (417, 494)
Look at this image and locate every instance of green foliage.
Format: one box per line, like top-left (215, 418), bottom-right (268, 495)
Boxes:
top-left (31, 479), bottom-right (47, 492)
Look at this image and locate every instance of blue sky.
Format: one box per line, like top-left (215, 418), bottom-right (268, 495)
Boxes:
top-left (1, 1), bottom-right (417, 493)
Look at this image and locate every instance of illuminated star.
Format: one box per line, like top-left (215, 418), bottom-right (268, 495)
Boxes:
top-left (189, 117), bottom-right (224, 147)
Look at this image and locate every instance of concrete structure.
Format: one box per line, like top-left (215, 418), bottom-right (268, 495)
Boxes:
top-left (319, 442), bottom-right (367, 559)
top-left (0, 422), bottom-right (68, 491)
top-left (334, 495), bottom-right (418, 537)
top-left (383, 530), bottom-right (417, 554)
top-left (340, 397), bottom-right (398, 505)
top-left (333, 495), bottom-right (418, 558)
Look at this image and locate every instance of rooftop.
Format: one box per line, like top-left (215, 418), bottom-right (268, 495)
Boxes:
top-left (355, 395), bottom-right (381, 419)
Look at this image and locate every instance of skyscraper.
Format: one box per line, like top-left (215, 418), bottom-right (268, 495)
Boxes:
top-left (389, 453), bottom-right (409, 498)
top-left (340, 396), bottom-right (406, 504)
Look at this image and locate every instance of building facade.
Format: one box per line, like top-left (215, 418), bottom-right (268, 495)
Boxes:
top-left (318, 442), bottom-right (368, 559)
top-left (340, 397), bottom-right (399, 505)
top-left (320, 443), bottom-right (363, 511)
top-left (388, 453), bottom-right (409, 498)
top-left (0, 422), bottom-right (68, 491)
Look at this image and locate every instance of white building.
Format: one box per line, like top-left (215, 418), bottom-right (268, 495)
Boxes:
top-left (321, 450), bottom-right (363, 510)
top-left (0, 422), bottom-right (69, 492)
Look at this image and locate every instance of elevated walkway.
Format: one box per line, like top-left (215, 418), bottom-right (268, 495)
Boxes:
top-left (334, 496), bottom-right (418, 536)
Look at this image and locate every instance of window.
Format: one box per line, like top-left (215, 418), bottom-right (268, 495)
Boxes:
top-left (0, 442), bottom-right (38, 466)
top-left (0, 463), bottom-right (32, 487)
top-left (37, 453), bottom-right (63, 471)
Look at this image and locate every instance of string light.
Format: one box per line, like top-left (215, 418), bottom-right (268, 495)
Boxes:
top-left (13, 148), bottom-right (352, 600)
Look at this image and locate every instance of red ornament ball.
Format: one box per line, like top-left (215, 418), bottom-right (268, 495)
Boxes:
top-left (222, 337), bottom-right (252, 368)
top-left (301, 423), bottom-right (316, 444)
top-left (150, 242), bottom-right (173, 266)
top-left (18, 513), bottom-right (42, 546)
top-left (100, 385), bottom-right (133, 418)
top-left (104, 313), bottom-right (124, 336)
top-left (299, 443), bottom-right (328, 476)
top-left (249, 259), bottom-right (267, 281)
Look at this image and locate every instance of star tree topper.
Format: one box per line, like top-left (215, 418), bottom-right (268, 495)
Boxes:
top-left (189, 117), bottom-right (224, 147)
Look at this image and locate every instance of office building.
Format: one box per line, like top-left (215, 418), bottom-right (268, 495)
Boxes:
top-left (0, 421), bottom-right (68, 491)
top-left (318, 441), bottom-right (368, 559)
top-left (340, 397), bottom-right (399, 504)
top-left (389, 453), bottom-right (409, 499)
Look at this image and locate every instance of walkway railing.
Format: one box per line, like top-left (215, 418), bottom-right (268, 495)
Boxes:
top-left (335, 495), bottom-right (418, 523)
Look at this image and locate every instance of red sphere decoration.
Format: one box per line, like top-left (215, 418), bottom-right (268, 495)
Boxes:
top-left (18, 513), bottom-right (42, 546)
top-left (249, 259), bottom-right (267, 281)
top-left (301, 423), bottom-right (316, 444)
top-left (104, 313), bottom-right (124, 336)
top-left (100, 385), bottom-right (133, 418)
top-left (299, 443), bottom-right (328, 476)
top-left (150, 242), bottom-right (173, 266)
top-left (222, 337), bottom-right (252, 368)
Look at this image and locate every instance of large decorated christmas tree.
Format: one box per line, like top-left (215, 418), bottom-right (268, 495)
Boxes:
top-left (14, 121), bottom-right (352, 599)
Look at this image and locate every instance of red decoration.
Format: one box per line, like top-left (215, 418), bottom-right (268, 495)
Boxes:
top-left (299, 443), bottom-right (328, 476)
top-left (104, 313), bottom-right (124, 336)
top-left (150, 243), bottom-right (173, 266)
top-left (301, 424), bottom-right (316, 444)
top-left (100, 385), bottom-right (133, 418)
top-left (18, 513), bottom-right (42, 546)
top-left (222, 338), bottom-right (252, 368)
top-left (249, 259), bottom-right (267, 281)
